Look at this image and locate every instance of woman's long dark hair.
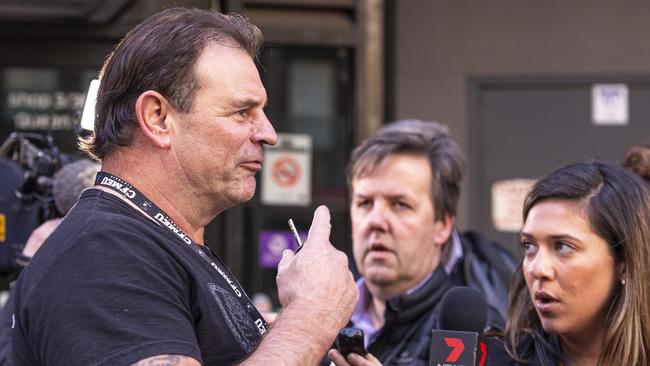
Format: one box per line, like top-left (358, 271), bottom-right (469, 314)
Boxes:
top-left (505, 161), bottom-right (650, 365)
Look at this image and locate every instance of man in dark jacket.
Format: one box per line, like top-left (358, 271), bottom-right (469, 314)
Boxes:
top-left (329, 120), bottom-right (516, 366)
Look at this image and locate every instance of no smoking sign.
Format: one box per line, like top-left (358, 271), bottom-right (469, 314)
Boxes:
top-left (271, 156), bottom-right (301, 188)
top-left (261, 133), bottom-right (312, 206)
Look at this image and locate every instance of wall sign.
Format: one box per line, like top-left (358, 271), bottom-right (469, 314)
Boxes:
top-left (261, 133), bottom-right (312, 206)
top-left (491, 178), bottom-right (536, 232)
top-left (258, 230), bottom-right (306, 268)
top-left (592, 83), bottom-right (629, 126)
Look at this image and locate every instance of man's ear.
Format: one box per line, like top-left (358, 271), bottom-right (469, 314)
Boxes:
top-left (134, 90), bottom-right (173, 149)
top-left (433, 214), bottom-right (455, 247)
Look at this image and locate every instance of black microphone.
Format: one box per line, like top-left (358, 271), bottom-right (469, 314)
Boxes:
top-left (430, 286), bottom-right (488, 366)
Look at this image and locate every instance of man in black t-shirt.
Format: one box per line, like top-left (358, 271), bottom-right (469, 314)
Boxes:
top-left (12, 8), bottom-right (358, 366)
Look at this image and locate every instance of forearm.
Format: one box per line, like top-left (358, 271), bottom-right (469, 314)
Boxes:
top-left (130, 355), bottom-right (201, 366)
top-left (240, 305), bottom-right (340, 365)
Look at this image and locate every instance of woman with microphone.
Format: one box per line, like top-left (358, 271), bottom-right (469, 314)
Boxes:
top-left (502, 161), bottom-right (650, 365)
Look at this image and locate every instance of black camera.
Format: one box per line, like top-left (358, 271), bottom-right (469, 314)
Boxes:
top-left (0, 131), bottom-right (72, 277)
top-left (0, 132), bottom-right (70, 220)
top-left (336, 327), bottom-right (367, 358)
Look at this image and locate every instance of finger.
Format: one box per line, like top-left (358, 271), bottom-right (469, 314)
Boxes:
top-left (277, 249), bottom-right (295, 273)
top-left (261, 311), bottom-right (277, 325)
top-left (348, 353), bottom-right (379, 366)
top-left (365, 353), bottom-right (381, 363)
top-left (307, 205), bottom-right (331, 247)
top-left (328, 349), bottom-right (351, 366)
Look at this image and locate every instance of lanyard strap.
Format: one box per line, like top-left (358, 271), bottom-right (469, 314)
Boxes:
top-left (94, 172), bottom-right (268, 332)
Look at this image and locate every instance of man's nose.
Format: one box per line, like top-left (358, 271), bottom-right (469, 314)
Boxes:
top-left (254, 111), bottom-right (278, 146)
top-left (366, 202), bottom-right (389, 232)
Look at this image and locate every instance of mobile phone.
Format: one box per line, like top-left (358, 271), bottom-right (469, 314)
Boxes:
top-left (287, 218), bottom-right (304, 252)
top-left (336, 327), bottom-right (367, 358)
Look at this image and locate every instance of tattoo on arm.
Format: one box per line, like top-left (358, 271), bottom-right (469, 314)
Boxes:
top-left (130, 355), bottom-right (199, 366)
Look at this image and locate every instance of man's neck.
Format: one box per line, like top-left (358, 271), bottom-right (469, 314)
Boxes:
top-left (101, 150), bottom-right (212, 245)
top-left (365, 282), bottom-right (407, 302)
top-left (363, 268), bottom-right (437, 329)
top-left (365, 265), bottom-right (437, 302)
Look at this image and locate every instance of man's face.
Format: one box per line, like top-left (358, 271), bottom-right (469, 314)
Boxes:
top-left (169, 42), bottom-right (277, 211)
top-left (350, 154), bottom-right (453, 297)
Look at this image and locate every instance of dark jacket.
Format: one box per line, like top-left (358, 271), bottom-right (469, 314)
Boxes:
top-left (369, 266), bottom-right (453, 366)
top-left (325, 231), bottom-right (516, 365)
top-left (453, 230), bottom-right (518, 331)
top-left (366, 231), bottom-right (517, 365)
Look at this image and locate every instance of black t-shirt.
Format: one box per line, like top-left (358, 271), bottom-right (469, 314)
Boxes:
top-left (12, 189), bottom-right (266, 365)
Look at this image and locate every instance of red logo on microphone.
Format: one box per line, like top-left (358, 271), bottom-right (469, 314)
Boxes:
top-left (479, 341), bottom-right (487, 366)
top-left (444, 337), bottom-right (465, 362)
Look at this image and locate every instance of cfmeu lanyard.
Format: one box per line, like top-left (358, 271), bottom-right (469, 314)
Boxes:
top-left (94, 172), bottom-right (267, 329)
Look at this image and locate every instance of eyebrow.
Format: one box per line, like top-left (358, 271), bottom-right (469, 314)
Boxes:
top-left (353, 192), bottom-right (413, 201)
top-left (520, 232), bottom-right (582, 242)
top-left (232, 97), bottom-right (267, 109)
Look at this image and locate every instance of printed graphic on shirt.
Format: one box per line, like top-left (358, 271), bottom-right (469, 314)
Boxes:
top-left (208, 283), bottom-right (260, 353)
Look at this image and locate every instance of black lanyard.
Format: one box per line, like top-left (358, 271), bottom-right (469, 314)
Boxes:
top-left (95, 171), bottom-right (268, 333)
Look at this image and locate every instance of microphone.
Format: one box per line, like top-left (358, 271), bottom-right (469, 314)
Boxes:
top-left (52, 158), bottom-right (100, 215)
top-left (430, 286), bottom-right (488, 366)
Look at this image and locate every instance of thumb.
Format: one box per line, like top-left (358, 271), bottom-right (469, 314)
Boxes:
top-left (307, 205), bottom-right (332, 247)
top-left (277, 249), bottom-right (295, 273)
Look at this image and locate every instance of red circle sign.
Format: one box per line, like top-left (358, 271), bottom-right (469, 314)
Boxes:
top-left (271, 156), bottom-right (301, 188)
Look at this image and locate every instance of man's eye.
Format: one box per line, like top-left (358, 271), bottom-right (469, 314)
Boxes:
top-left (236, 109), bottom-right (249, 118)
top-left (394, 201), bottom-right (410, 209)
top-left (356, 200), bottom-right (371, 209)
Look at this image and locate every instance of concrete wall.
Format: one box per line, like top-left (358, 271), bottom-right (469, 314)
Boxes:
top-left (392, 0), bottom-right (650, 228)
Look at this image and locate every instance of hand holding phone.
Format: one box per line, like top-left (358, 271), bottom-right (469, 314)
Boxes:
top-left (276, 206), bottom-right (359, 360)
top-left (337, 327), bottom-right (367, 358)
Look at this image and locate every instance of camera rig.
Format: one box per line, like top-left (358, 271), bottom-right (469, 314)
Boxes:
top-left (0, 131), bottom-right (69, 221)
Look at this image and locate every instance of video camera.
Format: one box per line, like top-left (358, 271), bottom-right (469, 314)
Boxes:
top-left (0, 131), bottom-right (71, 222)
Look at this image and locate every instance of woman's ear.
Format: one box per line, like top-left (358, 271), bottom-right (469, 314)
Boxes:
top-left (134, 90), bottom-right (173, 149)
top-left (617, 262), bottom-right (626, 286)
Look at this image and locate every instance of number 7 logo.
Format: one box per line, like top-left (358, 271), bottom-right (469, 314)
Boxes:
top-left (444, 337), bottom-right (465, 362)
